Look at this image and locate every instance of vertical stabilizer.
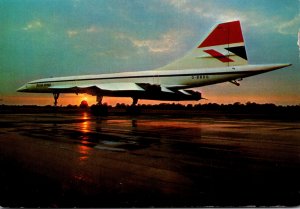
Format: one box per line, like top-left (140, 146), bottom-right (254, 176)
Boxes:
top-left (159, 21), bottom-right (248, 70)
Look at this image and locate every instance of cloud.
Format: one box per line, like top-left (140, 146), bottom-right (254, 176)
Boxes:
top-left (67, 26), bottom-right (102, 38)
top-left (67, 25), bottom-right (191, 56)
top-left (277, 14), bottom-right (300, 35)
top-left (86, 26), bottom-right (98, 33)
top-left (131, 33), bottom-right (175, 53)
top-left (23, 20), bottom-right (43, 31)
top-left (67, 30), bottom-right (79, 37)
top-left (164, 0), bottom-right (269, 28)
top-left (130, 30), bottom-right (190, 54)
top-left (165, 0), bottom-right (234, 21)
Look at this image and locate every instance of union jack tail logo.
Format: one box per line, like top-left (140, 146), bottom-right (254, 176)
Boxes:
top-left (160, 20), bottom-right (248, 71)
top-left (198, 20), bottom-right (248, 66)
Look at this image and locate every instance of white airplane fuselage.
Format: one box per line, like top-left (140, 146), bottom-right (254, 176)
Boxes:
top-left (18, 63), bottom-right (290, 101)
top-left (17, 21), bottom-right (292, 105)
top-left (18, 64), bottom-right (289, 93)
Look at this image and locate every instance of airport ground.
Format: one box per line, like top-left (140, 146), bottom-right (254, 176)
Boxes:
top-left (0, 106), bottom-right (299, 207)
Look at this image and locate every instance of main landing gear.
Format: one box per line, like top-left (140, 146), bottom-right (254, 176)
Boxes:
top-left (53, 93), bottom-right (60, 106)
top-left (132, 97), bottom-right (138, 106)
top-left (91, 95), bottom-right (108, 116)
top-left (127, 97), bottom-right (140, 115)
top-left (96, 95), bottom-right (103, 105)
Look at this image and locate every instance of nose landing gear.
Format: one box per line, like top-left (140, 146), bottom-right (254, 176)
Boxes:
top-left (53, 93), bottom-right (60, 106)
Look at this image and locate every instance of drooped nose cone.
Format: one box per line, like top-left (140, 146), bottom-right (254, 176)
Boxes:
top-left (17, 84), bottom-right (28, 92)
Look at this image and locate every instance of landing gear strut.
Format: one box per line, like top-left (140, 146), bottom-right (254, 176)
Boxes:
top-left (96, 95), bottom-right (103, 105)
top-left (91, 95), bottom-right (108, 116)
top-left (127, 98), bottom-right (140, 115)
top-left (132, 97), bottom-right (138, 106)
top-left (53, 93), bottom-right (60, 106)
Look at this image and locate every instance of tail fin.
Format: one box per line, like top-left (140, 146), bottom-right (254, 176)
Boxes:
top-left (159, 20), bottom-right (248, 70)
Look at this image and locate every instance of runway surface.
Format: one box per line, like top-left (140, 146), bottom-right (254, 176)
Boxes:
top-left (0, 112), bottom-right (299, 207)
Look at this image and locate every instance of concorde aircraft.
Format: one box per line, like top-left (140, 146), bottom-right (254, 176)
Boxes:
top-left (17, 21), bottom-right (291, 106)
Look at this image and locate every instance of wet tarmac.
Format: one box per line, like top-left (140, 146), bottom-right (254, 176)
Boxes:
top-left (0, 112), bottom-right (299, 207)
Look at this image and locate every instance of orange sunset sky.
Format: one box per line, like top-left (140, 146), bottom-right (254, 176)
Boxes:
top-left (1, 0), bottom-right (299, 106)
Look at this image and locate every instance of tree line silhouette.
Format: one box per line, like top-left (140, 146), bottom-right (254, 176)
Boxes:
top-left (1, 102), bottom-right (300, 119)
top-left (112, 102), bottom-right (300, 112)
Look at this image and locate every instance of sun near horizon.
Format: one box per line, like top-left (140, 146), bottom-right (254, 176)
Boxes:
top-left (1, 1), bottom-right (299, 107)
top-left (2, 92), bottom-right (299, 107)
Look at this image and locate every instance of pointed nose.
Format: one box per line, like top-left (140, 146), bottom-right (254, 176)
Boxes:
top-left (270, 63), bottom-right (292, 71)
top-left (260, 63), bottom-right (292, 72)
top-left (17, 85), bottom-right (28, 92)
top-left (275, 63), bottom-right (292, 69)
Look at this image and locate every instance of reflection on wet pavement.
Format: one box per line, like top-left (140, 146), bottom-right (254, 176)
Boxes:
top-left (0, 112), bottom-right (299, 207)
